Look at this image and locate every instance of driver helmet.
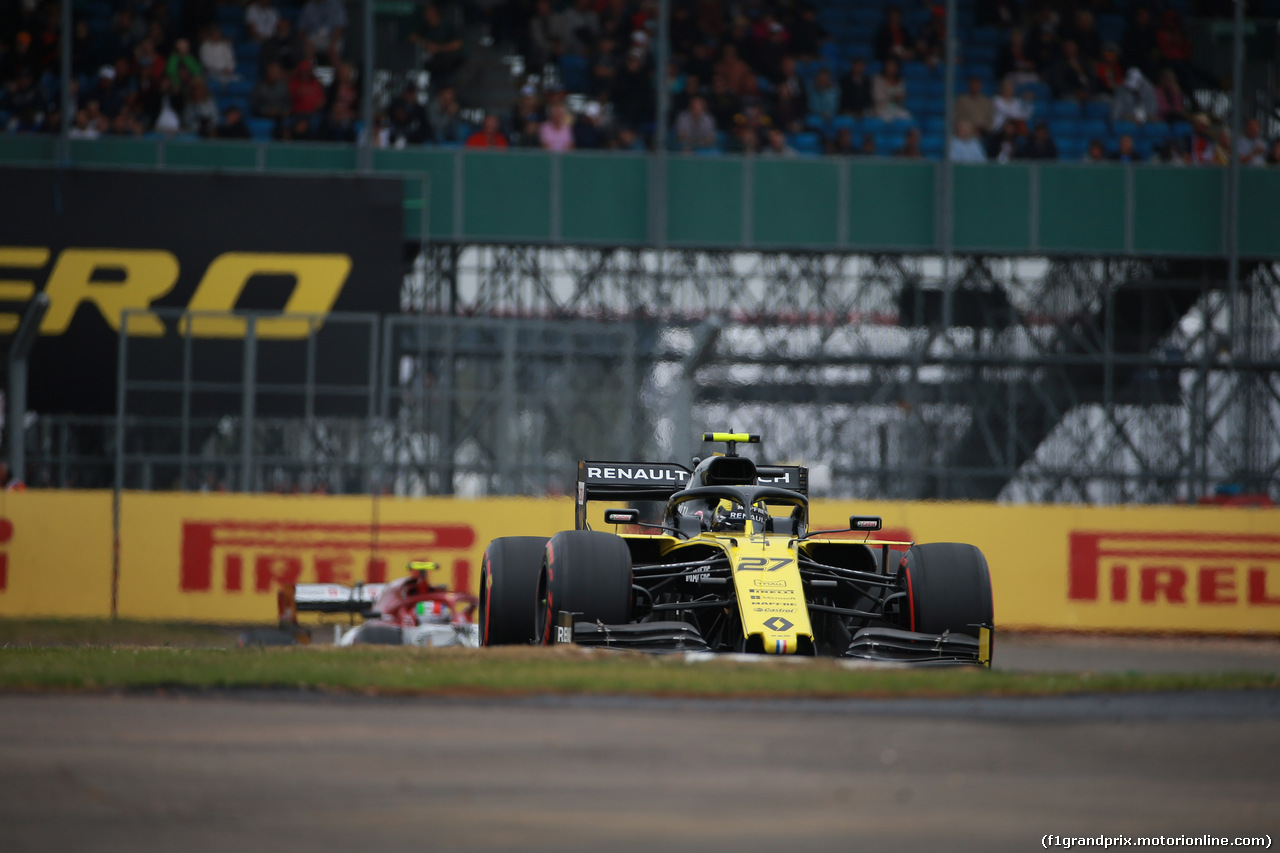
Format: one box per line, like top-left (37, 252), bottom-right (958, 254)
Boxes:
top-left (711, 502), bottom-right (770, 533)
top-left (415, 599), bottom-right (449, 625)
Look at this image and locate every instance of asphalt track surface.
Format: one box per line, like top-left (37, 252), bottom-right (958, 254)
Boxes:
top-left (3, 635), bottom-right (1279, 853)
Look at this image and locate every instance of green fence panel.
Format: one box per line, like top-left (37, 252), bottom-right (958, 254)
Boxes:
top-left (1037, 165), bottom-right (1127, 253)
top-left (847, 160), bottom-right (935, 250)
top-left (953, 163), bottom-right (1031, 252)
top-left (1132, 167), bottom-right (1223, 256)
top-left (263, 144), bottom-right (359, 171)
top-left (374, 148), bottom-right (456, 238)
top-left (1237, 169), bottom-right (1280, 258)
top-left (70, 138), bottom-right (158, 166)
top-left (462, 151), bottom-right (552, 240)
top-left (163, 141), bottom-right (259, 170)
top-left (750, 158), bottom-right (839, 247)
top-left (0, 135), bottom-right (56, 163)
top-left (666, 157), bottom-right (743, 246)
top-left (560, 154), bottom-right (648, 244)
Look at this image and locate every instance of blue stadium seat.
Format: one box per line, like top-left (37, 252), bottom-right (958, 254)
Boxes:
top-left (915, 79), bottom-right (945, 97)
top-left (805, 113), bottom-right (829, 133)
top-left (224, 78), bottom-right (255, 97)
top-left (558, 54), bottom-right (590, 93)
top-left (218, 96), bottom-right (251, 117)
top-left (216, 5), bottom-right (243, 26)
top-left (831, 114), bottom-right (859, 134)
top-left (1050, 100), bottom-right (1082, 119)
top-left (1082, 100), bottom-right (1111, 120)
top-left (877, 132), bottom-right (907, 153)
top-left (968, 27), bottom-right (1003, 46)
top-left (789, 132), bottom-right (823, 155)
top-left (1170, 120), bottom-right (1193, 138)
top-left (1112, 119), bottom-right (1140, 138)
top-left (923, 116), bottom-right (947, 136)
top-left (901, 62), bottom-right (932, 80)
top-left (861, 116), bottom-right (886, 135)
top-left (1057, 137), bottom-right (1086, 159)
top-left (1079, 118), bottom-right (1109, 139)
top-left (1049, 118), bottom-right (1080, 139)
top-left (920, 134), bottom-right (944, 159)
top-left (235, 41), bottom-right (261, 62)
top-left (1142, 121), bottom-right (1171, 140)
top-left (247, 117), bottom-right (275, 140)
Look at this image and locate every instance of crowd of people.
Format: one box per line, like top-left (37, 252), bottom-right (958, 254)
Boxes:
top-left (2, 0), bottom-right (1278, 164)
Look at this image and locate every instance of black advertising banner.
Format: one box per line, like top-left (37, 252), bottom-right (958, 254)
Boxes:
top-left (0, 166), bottom-right (403, 415)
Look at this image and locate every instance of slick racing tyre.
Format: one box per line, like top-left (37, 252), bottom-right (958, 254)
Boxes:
top-left (480, 536), bottom-right (550, 646)
top-left (898, 543), bottom-right (994, 638)
top-left (536, 530), bottom-right (632, 645)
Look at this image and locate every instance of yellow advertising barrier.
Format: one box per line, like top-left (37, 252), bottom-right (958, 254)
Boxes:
top-left (0, 489), bottom-right (1276, 633)
top-left (0, 490), bottom-right (113, 618)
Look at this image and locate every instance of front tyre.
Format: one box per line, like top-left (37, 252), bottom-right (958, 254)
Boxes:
top-left (480, 536), bottom-right (550, 646)
top-left (536, 530), bottom-right (633, 645)
top-left (898, 543), bottom-right (994, 638)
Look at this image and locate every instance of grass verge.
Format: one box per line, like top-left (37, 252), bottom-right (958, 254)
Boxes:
top-left (1, 645), bottom-right (1277, 698)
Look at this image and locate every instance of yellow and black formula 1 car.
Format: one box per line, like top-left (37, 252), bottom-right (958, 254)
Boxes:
top-left (480, 433), bottom-right (994, 665)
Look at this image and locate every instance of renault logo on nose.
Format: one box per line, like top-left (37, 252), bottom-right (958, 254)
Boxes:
top-left (762, 616), bottom-right (793, 632)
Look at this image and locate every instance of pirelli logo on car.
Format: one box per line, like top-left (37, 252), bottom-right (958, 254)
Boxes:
top-left (179, 520), bottom-right (475, 594)
top-left (1068, 531), bottom-right (1280, 606)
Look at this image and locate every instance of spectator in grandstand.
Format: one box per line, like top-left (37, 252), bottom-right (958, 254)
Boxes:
top-left (289, 59), bottom-right (325, 117)
top-left (875, 6), bottom-right (914, 63)
top-left (1122, 7), bottom-right (1159, 79)
top-left (985, 119), bottom-right (1022, 163)
top-left (133, 37), bottom-right (164, 85)
top-left (950, 119), bottom-right (987, 162)
top-left (995, 29), bottom-right (1040, 88)
top-left (729, 100), bottom-right (771, 154)
top-left (1025, 9), bottom-right (1059, 70)
top-left (826, 125), bottom-right (857, 155)
top-left (214, 104), bottom-right (252, 139)
top-left (1189, 113), bottom-right (1215, 164)
top-left (326, 62), bottom-right (359, 115)
top-left (573, 100), bottom-right (607, 149)
top-left (182, 76), bottom-right (219, 135)
top-left (1060, 10), bottom-right (1101, 65)
top-left (106, 7), bottom-right (145, 65)
top-left (198, 25), bottom-right (236, 83)
top-left (1238, 118), bottom-right (1269, 166)
top-left (260, 18), bottom-right (303, 71)
top-left (164, 38), bottom-right (201, 88)
top-left (838, 58), bottom-right (872, 117)
top-left (1084, 138), bottom-right (1106, 162)
top-left (1268, 139), bottom-right (1280, 166)
top-left (386, 83), bottom-right (429, 145)
top-left (1213, 127), bottom-right (1234, 166)
top-left (427, 84), bottom-right (464, 143)
top-left (674, 94), bottom-right (716, 151)
top-left (145, 73), bottom-right (184, 134)
top-left (526, 0), bottom-right (556, 72)
top-left (705, 72), bottom-right (739, 129)
top-left (897, 127), bottom-right (923, 158)
top-left (540, 103), bottom-right (574, 151)
top-left (466, 113), bottom-right (509, 148)
top-left (955, 76), bottom-right (994, 135)
top-left (552, 0), bottom-right (600, 57)
top-left (1017, 120), bottom-right (1058, 160)
top-left (1111, 134), bottom-right (1143, 163)
top-left (109, 108), bottom-right (145, 137)
top-left (1093, 43), bottom-right (1124, 98)
top-left (1156, 10), bottom-right (1197, 93)
top-left (915, 6), bottom-right (946, 68)
top-left (589, 34), bottom-right (621, 98)
top-left (81, 64), bottom-right (125, 119)
top-left (789, 4), bottom-right (827, 59)
top-left (1046, 40), bottom-right (1092, 102)
top-left (859, 134), bottom-right (877, 156)
top-left (411, 3), bottom-right (466, 87)
top-left (297, 0), bottom-right (347, 65)
top-left (807, 67), bottom-right (839, 124)
top-left (316, 99), bottom-right (357, 142)
top-left (1155, 69), bottom-right (1189, 123)
top-left (612, 49), bottom-right (654, 130)
top-left (716, 44), bottom-right (754, 98)
top-left (991, 77), bottom-right (1031, 131)
top-left (252, 60), bottom-right (291, 120)
top-left (1111, 68), bottom-right (1157, 124)
top-left (279, 114), bottom-right (313, 141)
top-left (245, 0), bottom-right (280, 43)
top-left (763, 127), bottom-right (796, 157)
top-left (508, 83), bottom-right (543, 138)
top-left (872, 57), bottom-right (909, 121)
top-left (68, 108), bottom-right (101, 139)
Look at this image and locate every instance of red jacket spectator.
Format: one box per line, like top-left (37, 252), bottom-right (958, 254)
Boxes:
top-left (289, 60), bottom-right (325, 115)
top-left (466, 115), bottom-right (509, 148)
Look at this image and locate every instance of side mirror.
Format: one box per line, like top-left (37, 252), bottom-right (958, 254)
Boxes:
top-left (604, 508), bottom-right (640, 525)
top-left (850, 516), bottom-right (882, 531)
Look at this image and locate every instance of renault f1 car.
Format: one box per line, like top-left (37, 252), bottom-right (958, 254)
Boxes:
top-left (243, 561), bottom-right (480, 647)
top-left (480, 433), bottom-right (994, 665)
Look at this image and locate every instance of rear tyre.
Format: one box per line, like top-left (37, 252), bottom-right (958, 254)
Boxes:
top-left (536, 530), bottom-right (633, 645)
top-left (480, 536), bottom-right (550, 646)
top-left (898, 543), bottom-right (994, 638)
